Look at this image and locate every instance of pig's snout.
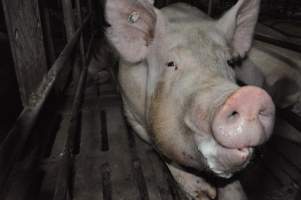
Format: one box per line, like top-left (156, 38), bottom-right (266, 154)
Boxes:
top-left (212, 86), bottom-right (275, 149)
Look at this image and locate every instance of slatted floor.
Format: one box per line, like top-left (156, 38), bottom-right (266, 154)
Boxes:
top-left (2, 70), bottom-right (301, 200)
top-left (35, 78), bottom-right (187, 200)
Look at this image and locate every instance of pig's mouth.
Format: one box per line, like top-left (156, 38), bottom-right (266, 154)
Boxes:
top-left (195, 136), bottom-right (253, 178)
top-left (194, 86), bottom-right (274, 177)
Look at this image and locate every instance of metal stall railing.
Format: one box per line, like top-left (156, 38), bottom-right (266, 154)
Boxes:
top-left (0, 7), bottom-right (92, 199)
top-left (53, 24), bottom-right (97, 200)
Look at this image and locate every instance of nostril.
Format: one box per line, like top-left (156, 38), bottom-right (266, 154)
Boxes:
top-left (230, 111), bottom-right (238, 117)
top-left (228, 111), bottom-right (239, 120)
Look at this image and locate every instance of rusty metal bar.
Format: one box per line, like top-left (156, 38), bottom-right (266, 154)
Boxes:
top-left (52, 28), bottom-right (96, 200)
top-left (0, 14), bottom-right (91, 191)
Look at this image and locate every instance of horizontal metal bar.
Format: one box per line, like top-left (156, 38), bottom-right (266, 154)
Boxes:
top-left (53, 29), bottom-right (96, 200)
top-left (0, 14), bottom-right (91, 192)
top-left (255, 34), bottom-right (301, 53)
top-left (259, 22), bottom-right (301, 39)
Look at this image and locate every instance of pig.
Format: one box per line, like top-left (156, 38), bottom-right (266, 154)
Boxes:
top-left (105, 0), bottom-right (275, 199)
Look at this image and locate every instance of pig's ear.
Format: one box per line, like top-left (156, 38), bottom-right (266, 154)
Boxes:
top-left (217, 0), bottom-right (260, 58)
top-left (105, 0), bottom-right (156, 63)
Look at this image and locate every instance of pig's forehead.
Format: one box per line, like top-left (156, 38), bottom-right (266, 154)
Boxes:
top-left (165, 22), bottom-right (228, 51)
top-left (163, 23), bottom-right (235, 80)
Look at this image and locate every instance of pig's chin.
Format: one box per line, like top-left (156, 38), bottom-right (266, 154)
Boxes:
top-left (194, 135), bottom-right (253, 178)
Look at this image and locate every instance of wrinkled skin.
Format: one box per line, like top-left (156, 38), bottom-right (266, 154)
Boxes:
top-left (105, 0), bottom-right (275, 199)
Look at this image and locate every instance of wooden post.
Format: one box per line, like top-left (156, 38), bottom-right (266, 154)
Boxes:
top-left (2, 0), bottom-right (48, 107)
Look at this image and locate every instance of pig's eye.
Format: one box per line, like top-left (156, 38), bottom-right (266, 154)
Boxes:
top-left (166, 61), bottom-right (178, 71)
top-left (227, 56), bottom-right (243, 68)
top-left (166, 61), bottom-right (175, 67)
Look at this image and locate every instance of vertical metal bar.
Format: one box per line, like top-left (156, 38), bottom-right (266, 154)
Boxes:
top-left (87, 0), bottom-right (94, 36)
top-left (61, 0), bottom-right (82, 86)
top-left (53, 18), bottom-right (95, 200)
top-left (41, 0), bottom-right (56, 65)
top-left (75, 0), bottom-right (86, 64)
top-left (62, 0), bottom-right (75, 42)
top-left (208, 0), bottom-right (214, 16)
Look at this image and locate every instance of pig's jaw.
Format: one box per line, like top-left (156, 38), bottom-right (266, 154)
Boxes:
top-left (195, 136), bottom-right (253, 178)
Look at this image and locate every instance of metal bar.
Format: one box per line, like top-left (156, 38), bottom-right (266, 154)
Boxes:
top-left (87, 0), bottom-right (94, 36)
top-left (62, 0), bottom-right (82, 85)
top-left (75, 0), bottom-right (86, 65)
top-left (53, 28), bottom-right (96, 200)
top-left (0, 113), bottom-right (61, 200)
top-left (255, 34), bottom-right (301, 53)
top-left (0, 14), bottom-right (91, 192)
top-left (40, 0), bottom-right (57, 65)
top-left (259, 22), bottom-right (301, 39)
top-left (208, 0), bottom-right (214, 16)
top-left (62, 0), bottom-right (75, 42)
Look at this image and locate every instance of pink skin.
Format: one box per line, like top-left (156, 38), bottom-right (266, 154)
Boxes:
top-left (212, 86), bottom-right (275, 151)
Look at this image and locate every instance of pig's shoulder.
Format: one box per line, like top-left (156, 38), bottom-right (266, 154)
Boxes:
top-left (161, 3), bottom-right (209, 22)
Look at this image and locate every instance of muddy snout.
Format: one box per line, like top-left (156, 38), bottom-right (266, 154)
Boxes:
top-left (212, 86), bottom-right (275, 151)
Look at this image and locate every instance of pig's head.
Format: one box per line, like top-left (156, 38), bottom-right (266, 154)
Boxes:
top-left (105, 0), bottom-right (275, 178)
